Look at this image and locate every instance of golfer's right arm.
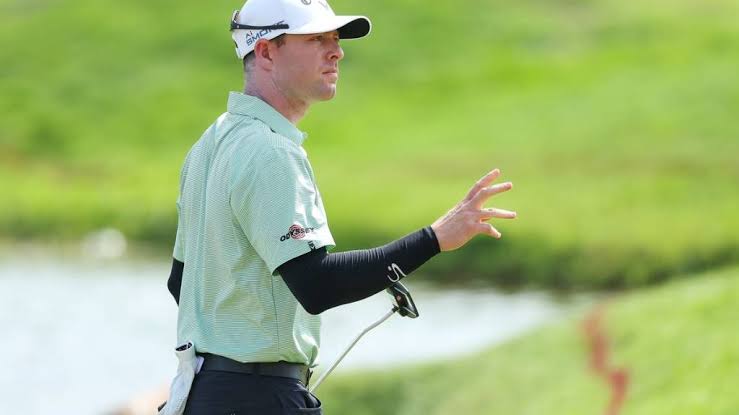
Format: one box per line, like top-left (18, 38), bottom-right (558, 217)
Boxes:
top-left (277, 168), bottom-right (515, 314)
top-left (168, 169), bottom-right (515, 313)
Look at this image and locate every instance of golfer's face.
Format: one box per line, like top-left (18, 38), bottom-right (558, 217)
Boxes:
top-left (273, 31), bottom-right (344, 103)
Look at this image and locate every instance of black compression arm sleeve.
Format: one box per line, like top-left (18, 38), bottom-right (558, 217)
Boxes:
top-left (168, 258), bottom-right (184, 305)
top-left (277, 226), bottom-right (440, 315)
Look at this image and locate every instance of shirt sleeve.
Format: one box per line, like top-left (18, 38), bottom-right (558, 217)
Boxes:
top-left (172, 195), bottom-right (185, 262)
top-left (230, 145), bottom-right (335, 275)
top-left (172, 150), bottom-right (191, 262)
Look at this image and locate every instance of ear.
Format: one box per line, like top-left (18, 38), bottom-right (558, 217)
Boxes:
top-left (253, 39), bottom-right (275, 71)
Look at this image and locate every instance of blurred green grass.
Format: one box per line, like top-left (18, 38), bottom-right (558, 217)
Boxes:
top-left (317, 265), bottom-right (739, 414)
top-left (1, 0), bottom-right (738, 287)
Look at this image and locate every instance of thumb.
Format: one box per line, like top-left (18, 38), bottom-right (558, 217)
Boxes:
top-left (478, 223), bottom-right (501, 239)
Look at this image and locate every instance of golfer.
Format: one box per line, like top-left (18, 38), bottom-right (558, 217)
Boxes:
top-left (164, 0), bottom-right (516, 413)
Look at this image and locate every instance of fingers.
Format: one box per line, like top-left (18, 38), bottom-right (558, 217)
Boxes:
top-left (479, 208), bottom-right (517, 220)
top-left (470, 181), bottom-right (513, 207)
top-left (463, 169), bottom-right (500, 202)
top-left (478, 223), bottom-right (502, 239)
top-left (456, 168), bottom-right (514, 243)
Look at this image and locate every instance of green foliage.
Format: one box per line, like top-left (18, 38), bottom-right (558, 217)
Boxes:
top-left (317, 266), bottom-right (739, 414)
top-left (1, 0), bottom-right (738, 287)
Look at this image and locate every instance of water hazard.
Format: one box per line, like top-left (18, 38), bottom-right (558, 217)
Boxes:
top-left (1, 251), bottom-right (578, 414)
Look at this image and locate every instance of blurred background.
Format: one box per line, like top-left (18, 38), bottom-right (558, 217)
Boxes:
top-left (1, 0), bottom-right (737, 414)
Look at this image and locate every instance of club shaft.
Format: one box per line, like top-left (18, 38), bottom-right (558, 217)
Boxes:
top-left (309, 307), bottom-right (397, 393)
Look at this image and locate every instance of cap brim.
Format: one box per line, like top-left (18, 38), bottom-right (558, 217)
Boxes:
top-left (287, 15), bottom-right (371, 39)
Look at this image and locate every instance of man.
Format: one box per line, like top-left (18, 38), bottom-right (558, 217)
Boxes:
top-left (165, 0), bottom-right (517, 413)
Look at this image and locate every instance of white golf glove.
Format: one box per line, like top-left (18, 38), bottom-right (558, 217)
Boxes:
top-left (158, 342), bottom-right (204, 415)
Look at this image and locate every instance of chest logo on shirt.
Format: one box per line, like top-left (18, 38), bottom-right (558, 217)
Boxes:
top-left (280, 224), bottom-right (316, 242)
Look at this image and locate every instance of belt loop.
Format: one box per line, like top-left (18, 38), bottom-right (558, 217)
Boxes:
top-left (306, 368), bottom-right (313, 387)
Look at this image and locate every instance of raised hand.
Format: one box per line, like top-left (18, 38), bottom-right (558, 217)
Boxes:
top-left (431, 169), bottom-right (516, 252)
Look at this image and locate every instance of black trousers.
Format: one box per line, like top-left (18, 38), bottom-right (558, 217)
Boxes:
top-left (183, 370), bottom-right (323, 415)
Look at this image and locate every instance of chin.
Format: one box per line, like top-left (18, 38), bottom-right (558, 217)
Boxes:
top-left (313, 83), bottom-right (336, 101)
top-left (316, 87), bottom-right (337, 101)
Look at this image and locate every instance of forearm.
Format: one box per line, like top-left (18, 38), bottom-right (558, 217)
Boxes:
top-left (168, 258), bottom-right (184, 305)
top-left (277, 226), bottom-right (440, 315)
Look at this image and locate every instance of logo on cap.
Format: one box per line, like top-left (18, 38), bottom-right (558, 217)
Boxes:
top-left (301, 0), bottom-right (311, 5)
top-left (243, 21), bottom-right (286, 47)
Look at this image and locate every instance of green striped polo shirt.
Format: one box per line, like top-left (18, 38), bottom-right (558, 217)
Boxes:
top-left (173, 92), bottom-right (335, 366)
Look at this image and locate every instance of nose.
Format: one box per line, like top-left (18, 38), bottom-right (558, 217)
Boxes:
top-left (329, 40), bottom-right (344, 62)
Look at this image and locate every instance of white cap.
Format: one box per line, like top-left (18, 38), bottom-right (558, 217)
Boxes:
top-left (230, 0), bottom-right (371, 60)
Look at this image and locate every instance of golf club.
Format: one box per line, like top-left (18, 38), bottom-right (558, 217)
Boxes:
top-left (309, 281), bottom-right (419, 393)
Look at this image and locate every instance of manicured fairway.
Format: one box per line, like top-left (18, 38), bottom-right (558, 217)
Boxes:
top-left (318, 266), bottom-right (739, 414)
top-left (2, 0), bottom-right (738, 287)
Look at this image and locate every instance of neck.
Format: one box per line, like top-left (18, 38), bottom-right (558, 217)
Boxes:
top-left (244, 79), bottom-right (309, 125)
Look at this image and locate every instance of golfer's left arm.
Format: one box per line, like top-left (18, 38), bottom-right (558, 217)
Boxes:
top-left (166, 227), bottom-right (439, 308)
top-left (168, 151), bottom-right (190, 305)
top-left (168, 258), bottom-right (184, 304)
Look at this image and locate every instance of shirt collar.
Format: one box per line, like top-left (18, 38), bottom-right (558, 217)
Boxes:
top-left (227, 92), bottom-right (307, 145)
